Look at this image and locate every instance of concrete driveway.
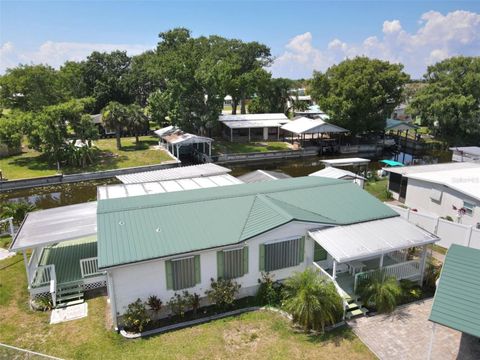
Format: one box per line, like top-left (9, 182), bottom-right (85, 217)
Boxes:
top-left (349, 299), bottom-right (480, 360)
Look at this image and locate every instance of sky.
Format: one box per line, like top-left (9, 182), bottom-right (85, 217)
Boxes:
top-left (1, 1), bottom-right (479, 79)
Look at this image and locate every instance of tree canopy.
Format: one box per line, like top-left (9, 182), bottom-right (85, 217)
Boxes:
top-left (310, 57), bottom-right (410, 134)
top-left (409, 56), bottom-right (480, 145)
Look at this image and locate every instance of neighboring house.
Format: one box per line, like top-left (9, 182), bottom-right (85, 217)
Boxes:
top-left (294, 105), bottom-right (330, 120)
top-left (218, 113), bottom-right (289, 142)
top-left (309, 167), bottom-right (366, 187)
top-left (450, 146), bottom-right (480, 163)
top-left (237, 170), bottom-right (291, 183)
top-left (153, 126), bottom-right (213, 160)
top-left (11, 176), bottom-right (438, 330)
top-left (384, 162), bottom-right (480, 227)
top-left (427, 244), bottom-right (480, 359)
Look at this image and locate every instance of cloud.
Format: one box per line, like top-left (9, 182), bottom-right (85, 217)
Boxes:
top-left (271, 10), bottom-right (480, 79)
top-left (0, 41), bottom-right (153, 73)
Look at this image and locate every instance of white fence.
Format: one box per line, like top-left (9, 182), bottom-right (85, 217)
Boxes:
top-left (386, 204), bottom-right (480, 250)
top-left (80, 257), bottom-right (103, 278)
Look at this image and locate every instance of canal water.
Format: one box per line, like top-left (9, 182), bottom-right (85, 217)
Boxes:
top-left (0, 149), bottom-right (451, 211)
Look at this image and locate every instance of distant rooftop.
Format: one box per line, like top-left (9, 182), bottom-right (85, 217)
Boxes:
top-left (281, 117), bottom-right (348, 135)
top-left (449, 146), bottom-right (480, 156)
top-left (237, 170), bottom-right (291, 183)
top-left (309, 167), bottom-right (366, 180)
top-left (321, 158), bottom-right (371, 167)
top-left (219, 113), bottom-right (289, 129)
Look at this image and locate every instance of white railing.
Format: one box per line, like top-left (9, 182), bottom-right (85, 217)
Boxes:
top-left (80, 257), bottom-right (103, 278)
top-left (354, 260), bottom-right (420, 293)
top-left (32, 264), bottom-right (55, 287)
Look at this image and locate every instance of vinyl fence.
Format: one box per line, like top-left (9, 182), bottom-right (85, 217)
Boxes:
top-left (386, 204), bottom-right (480, 250)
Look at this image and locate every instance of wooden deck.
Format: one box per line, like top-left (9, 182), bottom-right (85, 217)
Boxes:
top-left (32, 236), bottom-right (98, 286)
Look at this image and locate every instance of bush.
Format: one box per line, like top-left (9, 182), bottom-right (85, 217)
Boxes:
top-left (146, 295), bottom-right (162, 315)
top-left (282, 268), bottom-right (343, 332)
top-left (34, 296), bottom-right (53, 311)
top-left (399, 279), bottom-right (423, 303)
top-left (423, 259), bottom-right (441, 290)
top-left (205, 278), bottom-right (241, 311)
top-left (183, 291), bottom-right (201, 315)
top-left (256, 272), bottom-right (283, 306)
top-left (123, 299), bottom-right (150, 333)
top-left (357, 270), bottom-right (401, 313)
top-left (167, 293), bottom-right (188, 318)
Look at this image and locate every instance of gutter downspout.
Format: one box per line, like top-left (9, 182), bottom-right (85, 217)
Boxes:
top-left (107, 271), bottom-right (118, 331)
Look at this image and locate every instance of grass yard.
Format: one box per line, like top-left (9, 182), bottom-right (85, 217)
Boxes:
top-left (0, 136), bottom-right (173, 180)
top-left (364, 178), bottom-right (392, 202)
top-left (0, 254), bottom-right (375, 360)
top-left (213, 140), bottom-right (291, 155)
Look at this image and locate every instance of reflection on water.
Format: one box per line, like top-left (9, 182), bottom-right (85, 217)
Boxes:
top-left (0, 178), bottom-right (119, 210)
top-left (0, 149), bottom-right (451, 211)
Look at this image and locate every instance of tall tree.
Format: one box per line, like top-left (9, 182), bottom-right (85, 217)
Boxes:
top-left (102, 101), bottom-right (128, 149)
top-left (248, 76), bottom-right (293, 114)
top-left (83, 51), bottom-right (132, 111)
top-left (409, 56), bottom-right (480, 145)
top-left (310, 57), bottom-right (410, 134)
top-left (0, 64), bottom-right (63, 111)
top-left (126, 104), bottom-right (149, 145)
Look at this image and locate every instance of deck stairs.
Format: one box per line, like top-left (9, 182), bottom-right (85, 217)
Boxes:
top-left (344, 297), bottom-right (368, 320)
top-left (55, 281), bottom-right (84, 308)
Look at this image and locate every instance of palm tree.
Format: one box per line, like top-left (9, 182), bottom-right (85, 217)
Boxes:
top-left (102, 101), bottom-right (127, 150)
top-left (282, 268), bottom-right (343, 332)
top-left (127, 104), bottom-right (148, 146)
top-left (357, 270), bottom-right (401, 313)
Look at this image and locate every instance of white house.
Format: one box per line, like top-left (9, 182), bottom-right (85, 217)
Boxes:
top-left (309, 167), bottom-right (366, 187)
top-left (11, 176), bottom-right (438, 330)
top-left (384, 162), bottom-right (480, 227)
top-left (218, 113), bottom-right (289, 142)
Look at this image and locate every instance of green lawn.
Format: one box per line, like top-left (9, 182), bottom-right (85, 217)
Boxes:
top-left (0, 235), bottom-right (11, 249)
top-left (213, 140), bottom-right (291, 155)
top-left (0, 254), bottom-right (375, 360)
top-left (0, 136), bottom-right (173, 180)
top-left (364, 178), bottom-right (392, 202)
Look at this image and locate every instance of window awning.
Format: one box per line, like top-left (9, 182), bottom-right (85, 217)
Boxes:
top-left (308, 217), bottom-right (438, 263)
top-left (10, 202), bottom-right (97, 251)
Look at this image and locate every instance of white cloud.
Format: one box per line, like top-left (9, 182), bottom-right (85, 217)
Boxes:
top-left (271, 10), bottom-right (480, 79)
top-left (0, 41), bottom-right (152, 73)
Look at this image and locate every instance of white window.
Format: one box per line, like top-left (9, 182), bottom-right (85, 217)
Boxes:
top-left (430, 188), bottom-right (442, 202)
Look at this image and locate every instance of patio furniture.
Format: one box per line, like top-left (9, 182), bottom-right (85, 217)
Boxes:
top-left (348, 260), bottom-right (366, 275)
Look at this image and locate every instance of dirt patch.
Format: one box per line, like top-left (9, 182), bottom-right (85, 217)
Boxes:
top-left (223, 322), bottom-right (267, 353)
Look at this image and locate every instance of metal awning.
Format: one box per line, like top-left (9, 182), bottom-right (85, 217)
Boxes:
top-left (221, 119), bottom-right (288, 129)
top-left (321, 158), bottom-right (370, 167)
top-left (98, 174), bottom-right (243, 199)
top-left (308, 217), bottom-right (438, 263)
top-left (10, 202), bottom-right (97, 251)
top-left (116, 163), bottom-right (231, 184)
top-left (281, 117), bottom-right (348, 135)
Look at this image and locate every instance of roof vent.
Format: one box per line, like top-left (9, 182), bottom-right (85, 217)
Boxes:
top-left (155, 227), bottom-right (161, 233)
top-left (118, 220), bottom-right (125, 226)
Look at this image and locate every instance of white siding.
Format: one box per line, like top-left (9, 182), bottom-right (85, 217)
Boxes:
top-left (108, 221), bottom-right (326, 317)
top-left (405, 178), bottom-right (480, 227)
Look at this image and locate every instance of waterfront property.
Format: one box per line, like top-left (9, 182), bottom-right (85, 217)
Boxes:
top-left (218, 113), bottom-right (289, 142)
top-left (11, 176), bottom-right (439, 330)
top-left (384, 162), bottom-right (480, 227)
top-left (309, 167), bottom-right (366, 187)
top-left (154, 126), bottom-right (213, 161)
top-left (237, 169), bottom-right (291, 183)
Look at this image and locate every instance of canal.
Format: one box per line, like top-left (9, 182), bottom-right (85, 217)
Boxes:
top-left (0, 149), bottom-right (451, 211)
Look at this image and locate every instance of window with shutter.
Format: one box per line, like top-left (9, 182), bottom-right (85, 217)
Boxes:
top-left (218, 247), bottom-right (248, 279)
top-left (169, 256), bottom-right (199, 290)
top-left (264, 238), bottom-right (303, 272)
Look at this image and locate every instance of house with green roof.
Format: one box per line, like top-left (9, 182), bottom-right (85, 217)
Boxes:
top-left (11, 176), bottom-right (439, 330)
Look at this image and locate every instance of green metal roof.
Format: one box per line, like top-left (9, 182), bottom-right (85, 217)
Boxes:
top-left (97, 176), bottom-right (398, 269)
top-left (429, 244), bottom-right (480, 338)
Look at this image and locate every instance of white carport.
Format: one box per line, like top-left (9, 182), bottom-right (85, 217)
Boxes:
top-left (154, 126), bottom-right (213, 159)
top-left (308, 217), bottom-right (438, 288)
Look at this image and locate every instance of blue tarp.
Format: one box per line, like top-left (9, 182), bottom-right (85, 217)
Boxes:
top-left (380, 159), bottom-right (404, 167)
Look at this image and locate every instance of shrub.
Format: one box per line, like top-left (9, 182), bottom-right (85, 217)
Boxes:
top-left (35, 296), bottom-right (53, 311)
top-left (183, 291), bottom-right (201, 315)
top-left (282, 268), bottom-right (343, 332)
top-left (423, 259), bottom-right (441, 290)
top-left (205, 278), bottom-right (241, 311)
top-left (399, 279), bottom-right (423, 303)
top-left (256, 272), bottom-right (283, 306)
top-left (123, 299), bottom-right (150, 333)
top-left (357, 270), bottom-right (401, 313)
top-left (167, 293), bottom-right (188, 318)
top-left (146, 295), bottom-right (162, 315)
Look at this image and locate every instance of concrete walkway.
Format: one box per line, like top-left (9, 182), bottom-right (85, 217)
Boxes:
top-left (0, 248), bottom-right (15, 261)
top-left (349, 299), bottom-right (480, 360)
